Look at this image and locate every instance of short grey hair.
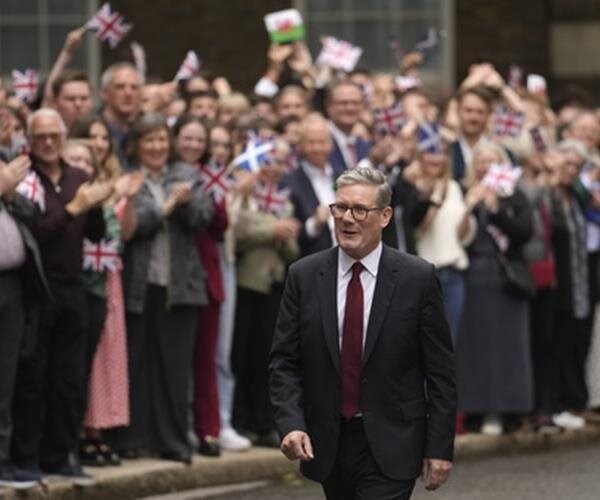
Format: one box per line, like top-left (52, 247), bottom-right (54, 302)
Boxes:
top-left (27, 108), bottom-right (67, 136)
top-left (100, 61), bottom-right (144, 90)
top-left (335, 167), bottom-right (392, 208)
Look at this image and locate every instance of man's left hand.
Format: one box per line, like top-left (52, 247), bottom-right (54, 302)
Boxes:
top-left (421, 458), bottom-right (452, 491)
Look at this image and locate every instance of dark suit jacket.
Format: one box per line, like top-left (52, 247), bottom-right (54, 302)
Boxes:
top-left (330, 136), bottom-right (371, 177)
top-left (282, 166), bottom-right (334, 258)
top-left (269, 244), bottom-right (456, 482)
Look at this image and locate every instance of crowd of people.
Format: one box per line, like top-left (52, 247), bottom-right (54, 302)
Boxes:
top-left (1, 25), bottom-right (600, 490)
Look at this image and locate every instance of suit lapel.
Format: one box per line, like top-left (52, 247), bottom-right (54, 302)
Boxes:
top-left (362, 246), bottom-right (399, 368)
top-left (317, 248), bottom-right (340, 373)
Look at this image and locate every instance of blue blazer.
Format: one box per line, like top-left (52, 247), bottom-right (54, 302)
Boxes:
top-left (282, 165), bottom-right (335, 258)
top-left (329, 136), bottom-right (371, 176)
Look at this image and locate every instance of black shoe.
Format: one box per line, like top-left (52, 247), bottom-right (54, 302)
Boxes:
top-left (0, 464), bottom-right (38, 490)
top-left (80, 440), bottom-right (106, 467)
top-left (95, 441), bottom-right (121, 466)
top-left (198, 438), bottom-right (221, 457)
top-left (255, 430), bottom-right (280, 448)
top-left (43, 463), bottom-right (95, 487)
top-left (159, 452), bottom-right (192, 465)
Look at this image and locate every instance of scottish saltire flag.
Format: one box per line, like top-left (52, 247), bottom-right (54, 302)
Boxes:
top-left (15, 170), bottom-right (45, 212)
top-left (254, 182), bottom-right (290, 216)
top-left (417, 122), bottom-right (443, 153)
top-left (317, 37), bottom-right (363, 73)
top-left (130, 41), bottom-right (146, 78)
top-left (199, 162), bottom-right (234, 204)
top-left (86, 3), bottom-right (132, 48)
top-left (373, 101), bottom-right (406, 136)
top-left (83, 239), bottom-right (122, 272)
top-left (174, 51), bottom-right (201, 82)
top-left (482, 163), bottom-right (522, 197)
top-left (493, 105), bottom-right (525, 137)
top-left (11, 69), bottom-right (38, 103)
top-left (233, 139), bottom-right (274, 172)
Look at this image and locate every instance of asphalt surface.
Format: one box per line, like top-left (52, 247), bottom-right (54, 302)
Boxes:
top-left (147, 442), bottom-right (600, 500)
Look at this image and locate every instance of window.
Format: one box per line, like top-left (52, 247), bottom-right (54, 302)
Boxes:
top-left (0, 0), bottom-right (100, 84)
top-left (294, 0), bottom-right (455, 91)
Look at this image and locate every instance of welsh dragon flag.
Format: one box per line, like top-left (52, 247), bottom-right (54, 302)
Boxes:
top-left (264, 9), bottom-right (305, 44)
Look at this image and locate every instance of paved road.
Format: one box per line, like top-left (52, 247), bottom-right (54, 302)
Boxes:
top-left (147, 443), bottom-right (600, 499)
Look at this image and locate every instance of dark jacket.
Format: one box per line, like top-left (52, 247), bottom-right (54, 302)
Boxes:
top-left (269, 245), bottom-right (456, 482)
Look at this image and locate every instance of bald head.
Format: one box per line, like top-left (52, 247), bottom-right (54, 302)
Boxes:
top-left (299, 113), bottom-right (333, 169)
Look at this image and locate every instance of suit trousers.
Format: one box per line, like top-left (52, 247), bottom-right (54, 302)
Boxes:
top-left (11, 278), bottom-right (88, 470)
top-left (108, 285), bottom-right (196, 458)
top-left (232, 284), bottom-right (282, 434)
top-left (194, 296), bottom-right (221, 439)
top-left (0, 270), bottom-right (24, 463)
top-left (322, 419), bottom-right (416, 500)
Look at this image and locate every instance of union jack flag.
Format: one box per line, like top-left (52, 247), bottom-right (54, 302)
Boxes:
top-left (198, 162), bottom-right (234, 204)
top-left (482, 163), bottom-right (522, 197)
top-left (417, 122), bottom-right (443, 153)
top-left (86, 3), bottom-right (132, 49)
top-left (15, 170), bottom-right (45, 212)
top-left (373, 101), bottom-right (406, 136)
top-left (493, 105), bottom-right (525, 137)
top-left (395, 74), bottom-right (422, 93)
top-left (174, 50), bottom-right (201, 82)
top-left (83, 239), bottom-right (122, 272)
top-left (11, 69), bottom-right (38, 103)
top-left (254, 182), bottom-right (290, 216)
top-left (233, 138), bottom-right (274, 173)
top-left (316, 36), bottom-right (363, 73)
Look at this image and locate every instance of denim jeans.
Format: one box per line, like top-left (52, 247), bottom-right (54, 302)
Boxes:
top-left (437, 266), bottom-right (465, 346)
top-left (216, 244), bottom-right (237, 430)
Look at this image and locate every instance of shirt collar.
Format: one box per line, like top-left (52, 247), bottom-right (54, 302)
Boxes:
top-left (301, 160), bottom-right (333, 179)
top-left (328, 120), bottom-right (353, 144)
top-left (339, 242), bottom-right (383, 278)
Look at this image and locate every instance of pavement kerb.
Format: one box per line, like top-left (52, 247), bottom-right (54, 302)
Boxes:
top-left (1, 425), bottom-right (599, 500)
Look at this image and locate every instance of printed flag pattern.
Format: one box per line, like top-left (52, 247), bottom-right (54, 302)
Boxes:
top-left (11, 69), bottom-right (39, 103)
top-left (86, 3), bottom-right (132, 48)
top-left (317, 37), bottom-right (363, 73)
top-left (417, 122), bottom-right (443, 153)
top-left (83, 239), bottom-right (122, 272)
top-left (15, 170), bottom-right (45, 212)
top-left (373, 101), bottom-right (406, 136)
top-left (198, 162), bottom-right (234, 204)
top-left (254, 182), bottom-right (290, 216)
top-left (482, 163), bottom-right (523, 197)
top-left (493, 105), bottom-right (525, 137)
top-left (174, 51), bottom-right (201, 82)
top-left (233, 139), bottom-right (274, 172)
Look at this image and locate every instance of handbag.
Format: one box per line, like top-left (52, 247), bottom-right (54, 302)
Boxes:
top-left (498, 253), bottom-right (535, 299)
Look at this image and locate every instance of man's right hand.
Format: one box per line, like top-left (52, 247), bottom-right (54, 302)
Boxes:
top-left (281, 430), bottom-right (314, 462)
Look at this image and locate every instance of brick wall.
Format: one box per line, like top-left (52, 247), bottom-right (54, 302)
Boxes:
top-left (103, 0), bottom-right (291, 92)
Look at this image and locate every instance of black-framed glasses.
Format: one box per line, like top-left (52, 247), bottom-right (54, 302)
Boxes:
top-left (329, 203), bottom-right (381, 221)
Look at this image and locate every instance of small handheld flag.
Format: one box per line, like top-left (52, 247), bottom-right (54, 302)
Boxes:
top-left (83, 238), bottom-right (122, 272)
top-left (482, 163), bottom-right (522, 197)
top-left (130, 41), bottom-right (146, 78)
top-left (316, 37), bottom-right (363, 73)
top-left (508, 65), bottom-right (523, 89)
top-left (254, 182), bottom-right (290, 216)
top-left (198, 162), bottom-right (234, 204)
top-left (417, 122), bottom-right (443, 153)
top-left (373, 102), bottom-right (406, 137)
top-left (11, 69), bottom-right (38, 103)
top-left (527, 74), bottom-right (547, 96)
top-left (493, 105), bottom-right (525, 137)
top-left (86, 3), bottom-right (132, 49)
top-left (174, 51), bottom-right (201, 82)
top-left (15, 170), bottom-right (45, 212)
top-left (233, 139), bottom-right (274, 173)
top-left (264, 9), bottom-right (305, 44)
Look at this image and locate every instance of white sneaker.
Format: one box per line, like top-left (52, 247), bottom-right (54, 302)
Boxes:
top-left (552, 411), bottom-right (585, 430)
top-left (219, 429), bottom-right (252, 451)
top-left (480, 415), bottom-right (502, 436)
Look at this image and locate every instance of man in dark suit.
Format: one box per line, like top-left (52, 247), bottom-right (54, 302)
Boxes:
top-left (283, 113), bottom-right (337, 258)
top-left (270, 167), bottom-right (456, 499)
top-left (326, 81), bottom-right (371, 176)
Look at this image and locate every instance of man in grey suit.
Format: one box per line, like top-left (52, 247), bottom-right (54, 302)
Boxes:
top-left (270, 167), bottom-right (456, 499)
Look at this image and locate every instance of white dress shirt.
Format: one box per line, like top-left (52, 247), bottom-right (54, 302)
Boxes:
top-left (301, 160), bottom-right (337, 244)
top-left (337, 242), bottom-right (383, 350)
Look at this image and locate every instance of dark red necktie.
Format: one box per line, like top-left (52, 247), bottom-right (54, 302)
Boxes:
top-left (341, 262), bottom-right (364, 419)
top-left (347, 139), bottom-right (358, 168)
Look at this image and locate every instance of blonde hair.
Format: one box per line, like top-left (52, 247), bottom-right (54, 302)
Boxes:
top-left (219, 92), bottom-right (250, 113)
top-left (465, 142), bottom-right (511, 187)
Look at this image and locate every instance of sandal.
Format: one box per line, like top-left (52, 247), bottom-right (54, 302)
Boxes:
top-left (79, 440), bottom-right (106, 467)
